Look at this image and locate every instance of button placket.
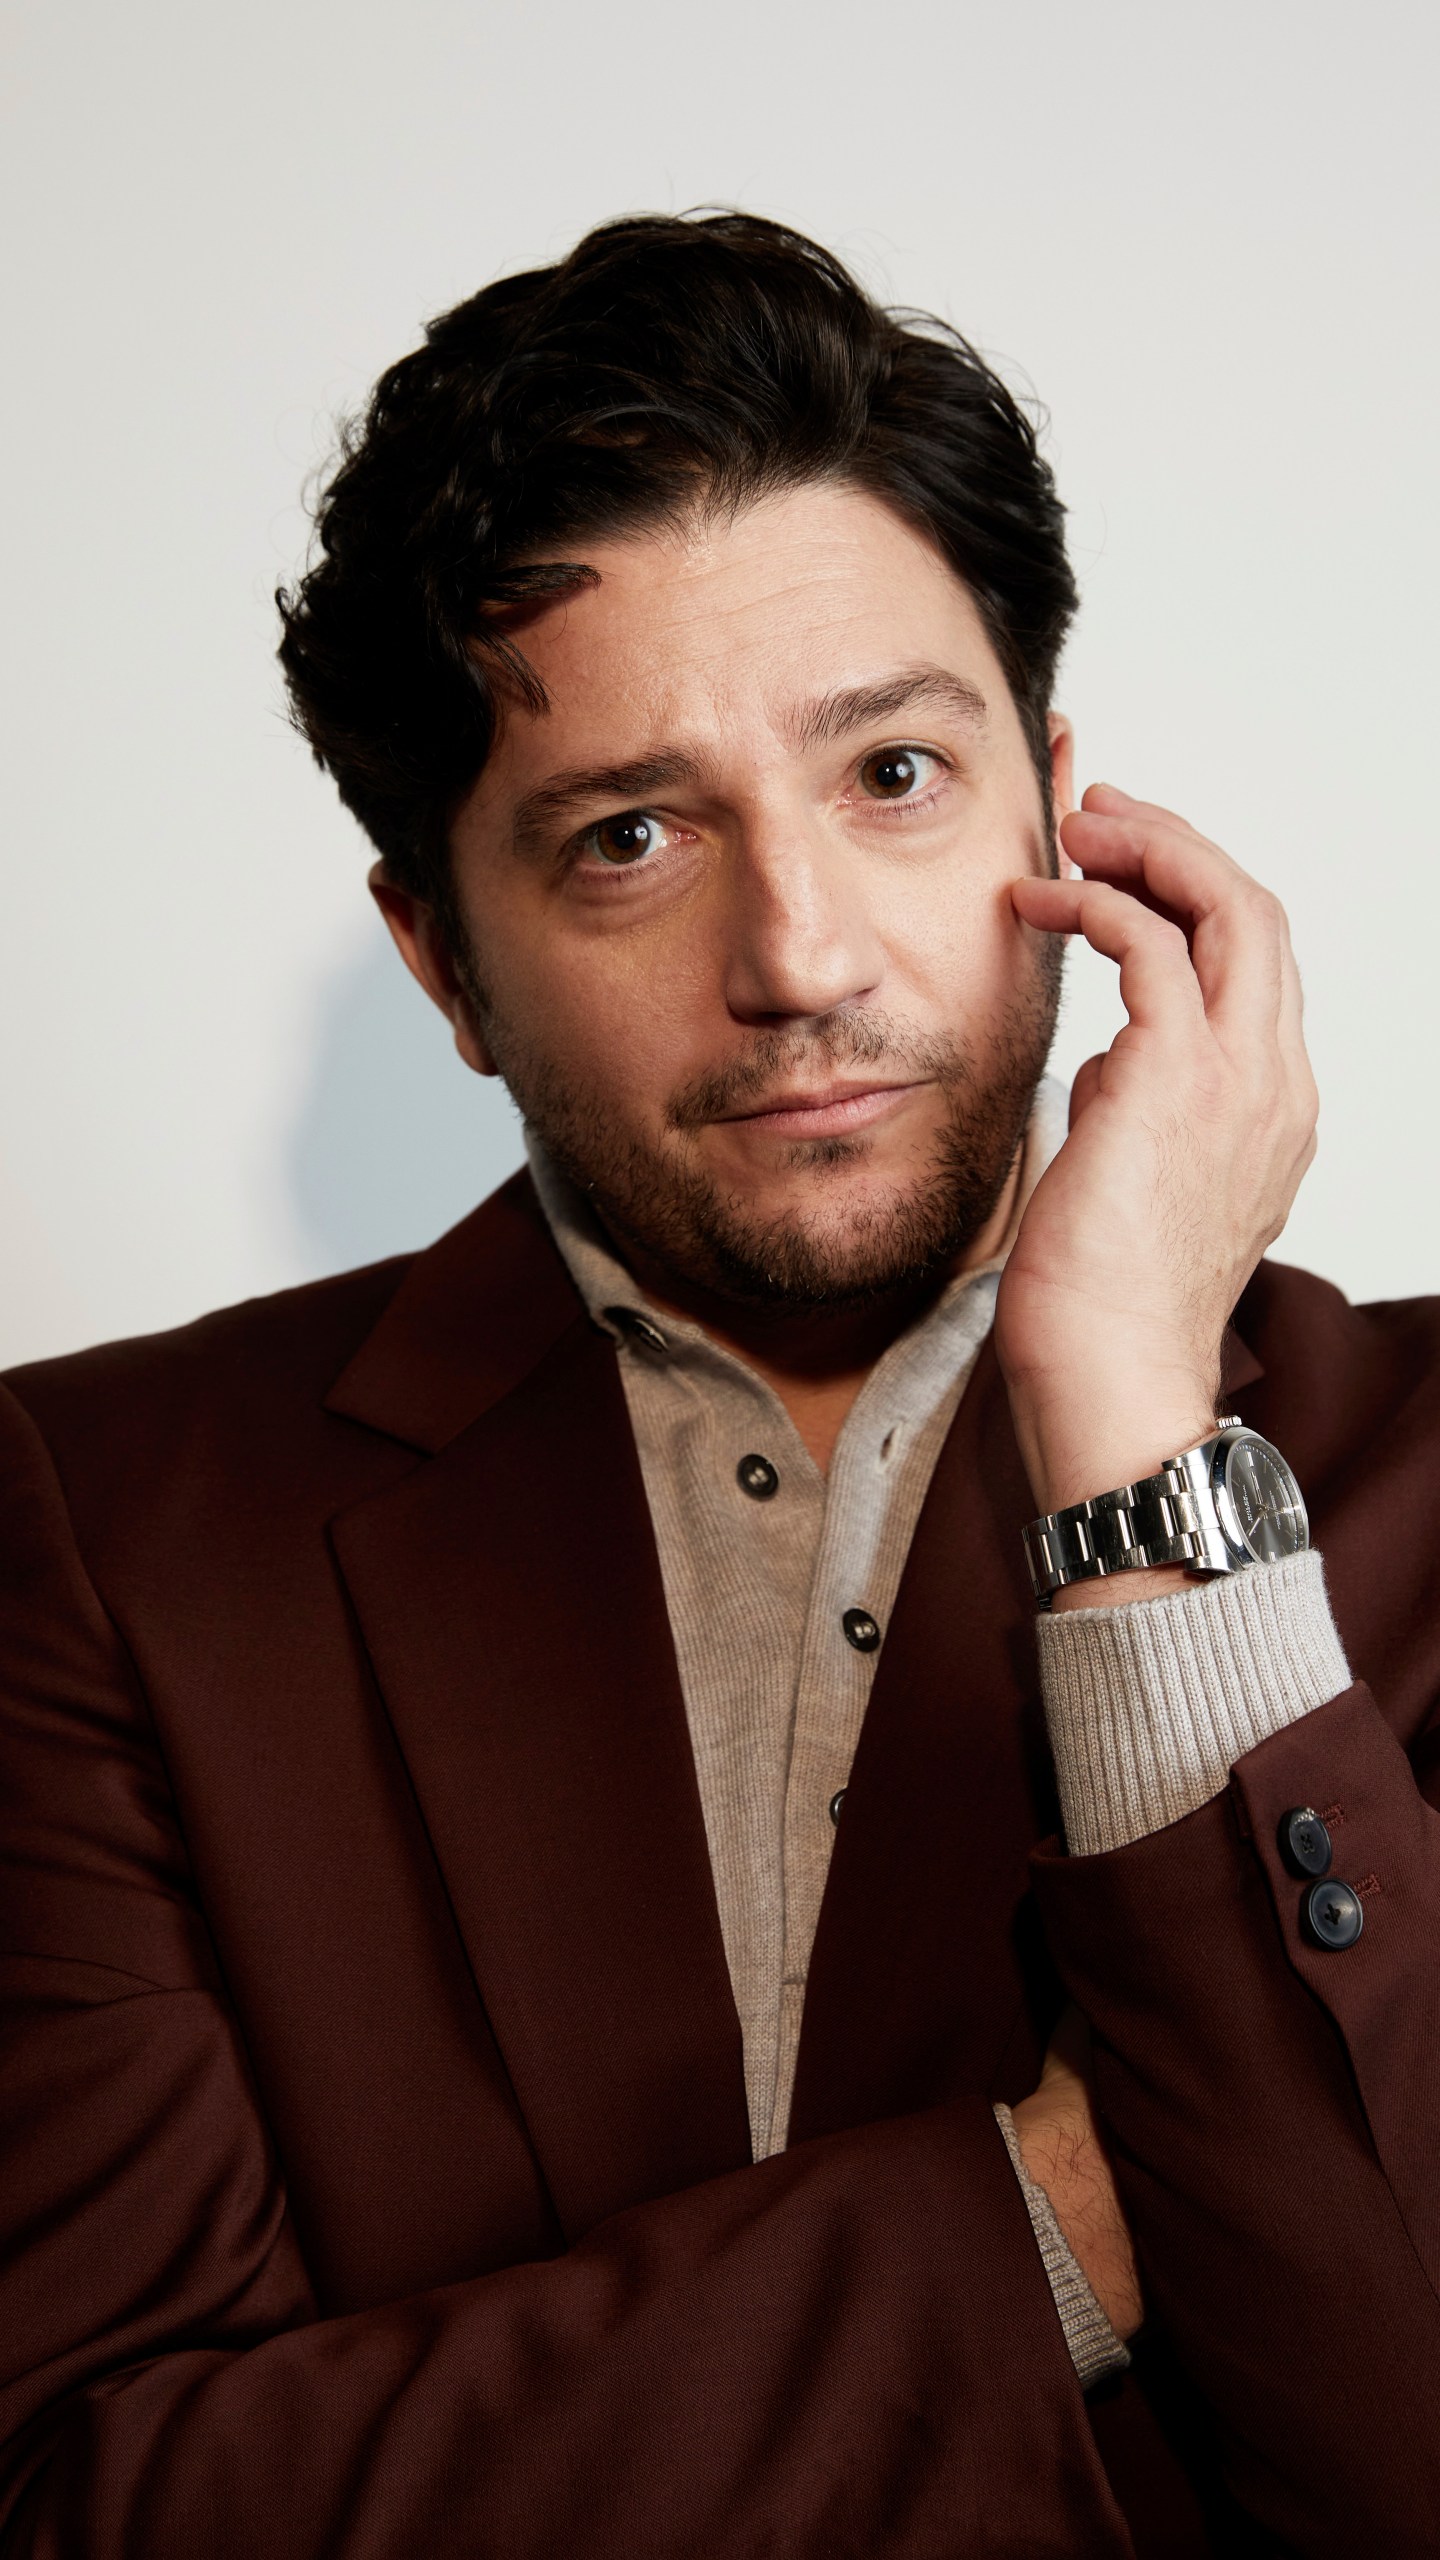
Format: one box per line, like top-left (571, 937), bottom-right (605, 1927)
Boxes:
top-left (777, 1452), bottom-right (887, 2045)
top-left (710, 1269), bottom-right (992, 2156)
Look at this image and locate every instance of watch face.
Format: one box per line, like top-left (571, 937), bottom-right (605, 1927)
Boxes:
top-left (1220, 1435), bottom-right (1309, 1563)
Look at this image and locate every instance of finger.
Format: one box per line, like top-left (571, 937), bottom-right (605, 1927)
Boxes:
top-left (1056, 810), bottom-right (1285, 1038)
top-left (1080, 781), bottom-right (1229, 855)
top-left (1276, 941), bottom-right (1319, 1136)
top-left (1276, 931), bottom-right (1307, 1056)
top-left (1067, 1052), bottom-right (1105, 1129)
top-left (1053, 831), bottom-right (1319, 1167)
top-left (1012, 874), bottom-right (1206, 1040)
top-left (1055, 823), bottom-right (1203, 929)
top-left (1060, 806), bottom-right (1247, 897)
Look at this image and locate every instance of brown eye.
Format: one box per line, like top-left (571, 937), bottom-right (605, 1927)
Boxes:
top-left (590, 812), bottom-right (659, 865)
top-left (863, 750), bottom-right (916, 797)
top-left (859, 746), bottom-right (939, 801)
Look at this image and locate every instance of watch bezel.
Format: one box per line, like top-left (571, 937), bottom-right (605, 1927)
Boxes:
top-left (1209, 1425), bottom-right (1310, 1566)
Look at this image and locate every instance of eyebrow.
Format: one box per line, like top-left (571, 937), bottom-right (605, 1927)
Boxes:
top-left (510, 754), bottom-right (714, 860)
top-left (787, 664), bottom-right (990, 752)
top-left (505, 665), bottom-right (989, 857)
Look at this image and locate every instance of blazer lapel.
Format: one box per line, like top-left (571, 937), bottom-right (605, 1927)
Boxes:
top-left (789, 1319), bottom-right (1269, 2146)
top-left (327, 1178), bottom-right (750, 2240)
top-left (788, 1337), bottom-right (1057, 2143)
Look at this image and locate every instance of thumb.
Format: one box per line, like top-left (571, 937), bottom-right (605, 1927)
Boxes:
top-left (1068, 1053), bottom-right (1106, 1131)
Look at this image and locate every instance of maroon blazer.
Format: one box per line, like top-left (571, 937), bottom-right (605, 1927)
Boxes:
top-left (3, 1171), bottom-right (1440, 2557)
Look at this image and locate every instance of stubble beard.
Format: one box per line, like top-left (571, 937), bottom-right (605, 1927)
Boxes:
top-left (456, 937), bottom-right (1063, 1313)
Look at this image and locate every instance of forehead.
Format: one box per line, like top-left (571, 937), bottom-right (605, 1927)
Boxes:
top-left (476, 482), bottom-right (1008, 785)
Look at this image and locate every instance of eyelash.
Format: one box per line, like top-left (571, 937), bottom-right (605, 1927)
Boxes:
top-left (569, 742), bottom-right (953, 873)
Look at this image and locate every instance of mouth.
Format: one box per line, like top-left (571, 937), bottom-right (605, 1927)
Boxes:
top-left (715, 1080), bottom-right (926, 1139)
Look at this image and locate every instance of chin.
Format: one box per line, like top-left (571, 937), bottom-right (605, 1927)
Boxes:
top-left (694, 1170), bottom-right (992, 1311)
top-left (740, 1131), bottom-right (947, 1223)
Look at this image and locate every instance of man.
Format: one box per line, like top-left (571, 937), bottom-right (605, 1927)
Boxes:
top-left (2, 211), bottom-right (1438, 2557)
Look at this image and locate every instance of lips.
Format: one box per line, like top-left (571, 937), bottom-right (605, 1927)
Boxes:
top-left (718, 1081), bottom-right (923, 1137)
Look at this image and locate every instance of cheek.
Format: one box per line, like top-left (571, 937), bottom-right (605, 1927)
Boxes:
top-left (483, 916), bottom-right (715, 1125)
top-left (877, 840), bottom-right (1022, 1010)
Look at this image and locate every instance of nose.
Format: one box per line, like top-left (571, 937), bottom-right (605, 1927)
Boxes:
top-left (722, 818), bottom-right (885, 1026)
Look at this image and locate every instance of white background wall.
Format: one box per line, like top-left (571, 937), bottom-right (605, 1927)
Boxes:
top-left (3, 0), bottom-right (1436, 1367)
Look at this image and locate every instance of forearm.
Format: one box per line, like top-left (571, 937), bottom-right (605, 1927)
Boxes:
top-left (1032, 1709), bottom-right (1440, 2551)
top-left (994, 2098), bottom-right (1135, 2381)
top-left (0, 1969), bottom-right (1129, 2557)
top-left (1014, 1452), bottom-right (1440, 2539)
top-left (1013, 1519), bottom-right (1350, 2349)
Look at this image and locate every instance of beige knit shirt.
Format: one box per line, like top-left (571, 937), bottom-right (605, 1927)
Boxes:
top-left (529, 1078), bottom-right (1351, 2386)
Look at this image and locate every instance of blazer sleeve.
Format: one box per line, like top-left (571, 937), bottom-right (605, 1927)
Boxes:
top-left (0, 1386), bottom-right (1131, 2559)
top-left (1033, 1674), bottom-right (1440, 2558)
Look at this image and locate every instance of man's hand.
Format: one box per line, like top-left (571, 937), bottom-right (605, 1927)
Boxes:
top-left (999, 784), bottom-right (1318, 1534)
top-left (1013, 2010), bottom-right (1144, 2342)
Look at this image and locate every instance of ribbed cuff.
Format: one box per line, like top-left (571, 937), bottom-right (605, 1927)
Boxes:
top-left (1038, 1550), bottom-right (1351, 1858)
top-left (993, 2103), bottom-right (1131, 2390)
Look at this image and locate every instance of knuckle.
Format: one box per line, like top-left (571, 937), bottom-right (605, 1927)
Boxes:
top-left (1240, 880), bottom-right (1281, 931)
top-left (1146, 914), bottom-right (1189, 959)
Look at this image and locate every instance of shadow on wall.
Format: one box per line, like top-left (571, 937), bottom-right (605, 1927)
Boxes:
top-left (288, 936), bottom-right (527, 1274)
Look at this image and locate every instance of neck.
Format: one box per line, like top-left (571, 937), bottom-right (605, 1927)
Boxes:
top-left (608, 1151), bottom-right (1024, 1476)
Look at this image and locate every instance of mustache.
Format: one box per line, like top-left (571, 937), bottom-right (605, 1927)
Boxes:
top-left (667, 1013), bottom-right (970, 1130)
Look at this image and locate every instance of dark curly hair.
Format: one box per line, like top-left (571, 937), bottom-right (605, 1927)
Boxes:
top-left (277, 211), bottom-right (1078, 925)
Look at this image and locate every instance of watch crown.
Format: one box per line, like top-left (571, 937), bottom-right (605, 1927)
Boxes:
top-left (1216, 1414), bottom-right (1243, 1430)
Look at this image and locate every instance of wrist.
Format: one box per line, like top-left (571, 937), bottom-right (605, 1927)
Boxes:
top-left (1008, 1377), bottom-right (1221, 1521)
top-left (1013, 1380), bottom-right (1223, 1614)
top-left (1048, 1563), bottom-right (1189, 1613)
top-left (1010, 2095), bottom-right (1143, 2342)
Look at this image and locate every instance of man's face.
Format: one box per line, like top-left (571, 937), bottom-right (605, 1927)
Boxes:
top-left (433, 481), bottom-right (1069, 1307)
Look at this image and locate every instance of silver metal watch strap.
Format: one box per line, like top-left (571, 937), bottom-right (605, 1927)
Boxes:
top-left (1023, 1419), bottom-right (1243, 1608)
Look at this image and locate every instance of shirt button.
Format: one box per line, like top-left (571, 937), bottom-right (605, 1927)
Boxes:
top-left (1279, 1807), bottom-right (1332, 1878)
top-left (829, 1788), bottom-right (847, 1825)
top-left (842, 1608), bottom-right (881, 1653)
top-left (1302, 1878), bottom-right (1364, 1950)
top-left (736, 1453), bottom-right (779, 1500)
top-left (602, 1305), bottom-right (668, 1354)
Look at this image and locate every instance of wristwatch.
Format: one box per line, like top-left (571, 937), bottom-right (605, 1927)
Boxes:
top-left (1022, 1419), bottom-right (1309, 1610)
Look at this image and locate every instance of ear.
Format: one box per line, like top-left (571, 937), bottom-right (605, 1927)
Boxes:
top-left (367, 866), bottom-right (500, 1076)
top-left (1046, 715), bottom-right (1078, 876)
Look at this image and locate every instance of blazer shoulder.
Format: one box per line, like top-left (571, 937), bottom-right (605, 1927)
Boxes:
top-left (3, 1252), bottom-right (416, 1453)
top-left (0, 1169), bottom-right (563, 1536)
